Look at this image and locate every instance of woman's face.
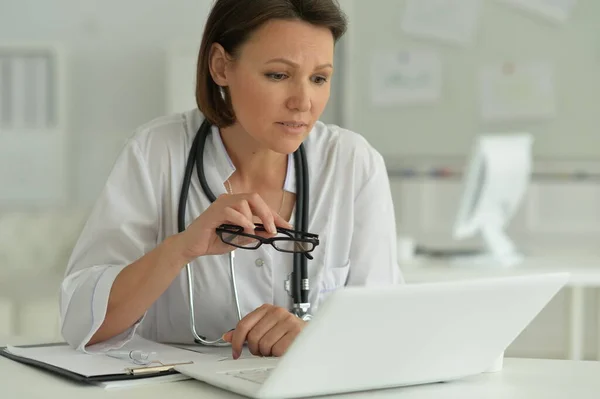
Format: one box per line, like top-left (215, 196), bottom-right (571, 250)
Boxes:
top-left (213, 19), bottom-right (335, 154)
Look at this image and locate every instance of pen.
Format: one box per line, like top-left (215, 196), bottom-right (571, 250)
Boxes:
top-left (106, 350), bottom-right (156, 365)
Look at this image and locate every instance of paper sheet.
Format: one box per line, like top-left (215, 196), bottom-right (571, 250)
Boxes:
top-left (92, 373), bottom-right (190, 390)
top-left (401, 0), bottom-right (483, 46)
top-left (478, 61), bottom-right (556, 122)
top-left (370, 50), bottom-right (442, 106)
top-left (4, 336), bottom-right (222, 378)
top-left (497, 0), bottom-right (577, 23)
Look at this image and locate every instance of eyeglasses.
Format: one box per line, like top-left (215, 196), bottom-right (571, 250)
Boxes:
top-left (215, 223), bottom-right (320, 259)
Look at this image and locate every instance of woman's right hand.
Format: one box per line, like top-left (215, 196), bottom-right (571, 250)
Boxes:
top-left (176, 192), bottom-right (292, 261)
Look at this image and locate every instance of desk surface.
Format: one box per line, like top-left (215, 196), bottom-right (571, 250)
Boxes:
top-left (401, 253), bottom-right (600, 286)
top-left (3, 354), bottom-right (600, 399)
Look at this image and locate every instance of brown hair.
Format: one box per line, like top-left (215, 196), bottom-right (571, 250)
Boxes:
top-left (195, 0), bottom-right (348, 127)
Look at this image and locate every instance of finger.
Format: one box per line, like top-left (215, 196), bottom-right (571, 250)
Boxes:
top-left (244, 193), bottom-right (277, 234)
top-left (223, 207), bottom-right (255, 232)
top-left (271, 331), bottom-right (297, 357)
top-left (273, 211), bottom-right (292, 229)
top-left (232, 199), bottom-right (255, 235)
top-left (231, 304), bottom-right (271, 359)
top-left (246, 307), bottom-right (288, 356)
top-left (253, 229), bottom-right (275, 239)
top-left (221, 328), bottom-right (235, 343)
top-left (221, 208), bottom-right (258, 248)
top-left (257, 318), bottom-right (290, 357)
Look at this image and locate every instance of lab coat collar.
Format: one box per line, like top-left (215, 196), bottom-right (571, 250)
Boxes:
top-left (209, 124), bottom-right (296, 194)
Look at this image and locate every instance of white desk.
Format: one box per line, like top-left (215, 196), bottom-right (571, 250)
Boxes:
top-left (400, 252), bottom-right (600, 361)
top-left (3, 352), bottom-right (600, 399)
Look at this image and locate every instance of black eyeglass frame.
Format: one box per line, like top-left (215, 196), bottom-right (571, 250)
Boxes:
top-left (215, 223), bottom-right (320, 260)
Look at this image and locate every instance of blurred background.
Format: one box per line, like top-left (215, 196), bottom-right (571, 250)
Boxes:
top-left (1, 0), bottom-right (599, 360)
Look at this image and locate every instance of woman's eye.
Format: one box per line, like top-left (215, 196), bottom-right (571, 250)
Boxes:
top-left (312, 76), bottom-right (329, 85)
top-left (266, 73), bottom-right (287, 81)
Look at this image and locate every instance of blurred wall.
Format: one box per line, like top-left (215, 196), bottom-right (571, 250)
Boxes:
top-left (0, 0), bottom-right (211, 205)
top-left (343, 0), bottom-right (600, 159)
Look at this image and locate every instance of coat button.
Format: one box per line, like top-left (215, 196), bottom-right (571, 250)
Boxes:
top-left (255, 258), bottom-right (265, 267)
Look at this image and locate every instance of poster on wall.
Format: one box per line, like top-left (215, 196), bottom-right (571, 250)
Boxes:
top-left (478, 61), bottom-right (556, 122)
top-left (370, 50), bottom-right (442, 106)
top-left (496, 0), bottom-right (577, 24)
top-left (401, 0), bottom-right (483, 46)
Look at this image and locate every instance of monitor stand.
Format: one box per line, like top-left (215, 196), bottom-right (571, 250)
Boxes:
top-left (449, 224), bottom-right (524, 267)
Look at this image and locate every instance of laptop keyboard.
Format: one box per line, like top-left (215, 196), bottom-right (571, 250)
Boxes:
top-left (227, 367), bottom-right (274, 384)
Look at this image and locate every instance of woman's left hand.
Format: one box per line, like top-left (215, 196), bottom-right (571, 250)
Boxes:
top-left (222, 304), bottom-right (306, 359)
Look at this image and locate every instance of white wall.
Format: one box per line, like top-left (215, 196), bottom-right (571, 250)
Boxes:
top-left (342, 0), bottom-right (600, 159)
top-left (0, 0), bottom-right (212, 204)
top-left (4, 0), bottom-right (598, 201)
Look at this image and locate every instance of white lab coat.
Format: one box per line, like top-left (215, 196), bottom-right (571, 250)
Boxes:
top-left (59, 109), bottom-right (403, 352)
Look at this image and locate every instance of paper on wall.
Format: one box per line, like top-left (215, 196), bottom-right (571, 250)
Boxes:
top-left (370, 50), bottom-right (442, 106)
top-left (478, 61), bottom-right (556, 122)
top-left (496, 0), bottom-right (577, 24)
top-left (401, 0), bottom-right (483, 46)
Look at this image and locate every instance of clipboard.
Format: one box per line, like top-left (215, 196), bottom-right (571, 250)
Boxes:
top-left (0, 342), bottom-right (192, 384)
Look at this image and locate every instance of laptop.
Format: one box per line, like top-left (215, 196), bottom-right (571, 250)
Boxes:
top-left (175, 272), bottom-right (569, 399)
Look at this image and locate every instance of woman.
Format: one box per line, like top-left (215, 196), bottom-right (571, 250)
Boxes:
top-left (60, 0), bottom-right (403, 359)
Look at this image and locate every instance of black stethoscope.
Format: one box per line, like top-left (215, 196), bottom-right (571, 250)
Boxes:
top-left (177, 119), bottom-right (311, 345)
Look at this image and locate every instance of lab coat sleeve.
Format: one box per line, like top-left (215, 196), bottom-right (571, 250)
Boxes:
top-left (346, 153), bottom-right (404, 285)
top-left (59, 138), bottom-right (159, 352)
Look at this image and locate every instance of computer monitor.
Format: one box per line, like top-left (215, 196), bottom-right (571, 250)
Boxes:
top-left (452, 133), bottom-right (533, 267)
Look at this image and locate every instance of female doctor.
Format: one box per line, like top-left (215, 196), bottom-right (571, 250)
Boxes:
top-left (60, 0), bottom-right (402, 359)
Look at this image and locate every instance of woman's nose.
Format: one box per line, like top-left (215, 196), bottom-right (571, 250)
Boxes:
top-left (286, 83), bottom-right (311, 112)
